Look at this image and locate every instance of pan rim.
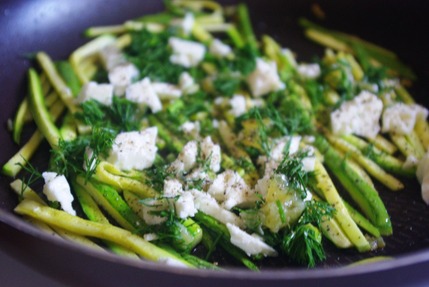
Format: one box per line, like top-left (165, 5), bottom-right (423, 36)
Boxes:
top-left (2, 207), bottom-right (429, 281)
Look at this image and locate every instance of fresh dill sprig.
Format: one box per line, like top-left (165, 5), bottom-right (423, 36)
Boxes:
top-left (17, 158), bottom-right (43, 197)
top-left (50, 137), bottom-right (89, 177)
top-left (108, 96), bottom-right (142, 131)
top-left (76, 97), bottom-right (142, 132)
top-left (281, 223), bottom-right (325, 268)
top-left (125, 29), bottom-right (185, 83)
top-left (211, 45), bottom-right (258, 76)
top-left (213, 74), bottom-right (241, 97)
top-left (275, 150), bottom-right (310, 199)
top-left (322, 58), bottom-right (355, 100)
top-left (299, 200), bottom-right (336, 227)
top-left (50, 126), bottom-right (115, 179)
top-left (281, 200), bottom-right (335, 267)
top-left (165, 91), bottom-right (210, 130)
top-left (277, 96), bottom-right (314, 134)
top-left (145, 163), bottom-right (173, 192)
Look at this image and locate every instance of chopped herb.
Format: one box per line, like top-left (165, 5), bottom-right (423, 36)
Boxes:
top-left (275, 150), bottom-right (310, 199)
top-left (282, 223), bottom-right (325, 268)
top-left (213, 74), bottom-right (241, 97)
top-left (76, 97), bottom-right (142, 132)
top-left (125, 29), bottom-right (185, 83)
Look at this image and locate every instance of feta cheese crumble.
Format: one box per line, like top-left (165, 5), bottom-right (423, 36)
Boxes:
top-left (200, 136), bottom-right (221, 172)
top-left (191, 190), bottom-right (244, 227)
top-left (169, 141), bottom-right (199, 174)
top-left (179, 72), bottom-right (198, 94)
top-left (76, 81), bottom-right (114, 106)
top-left (207, 170), bottom-right (256, 210)
top-left (181, 13), bottom-right (195, 35)
top-left (330, 91), bottom-right (383, 139)
top-left (99, 45), bottom-right (127, 71)
top-left (229, 94), bottom-right (247, 117)
top-left (209, 38), bottom-right (232, 58)
top-left (107, 127), bottom-right (158, 171)
top-left (42, 172), bottom-right (76, 216)
top-left (152, 82), bottom-right (182, 100)
top-left (301, 148), bottom-right (316, 172)
top-left (180, 121), bottom-right (201, 139)
top-left (246, 58), bottom-right (285, 97)
top-left (163, 179), bottom-right (184, 197)
top-left (125, 78), bottom-right (162, 113)
top-left (226, 223), bottom-right (278, 257)
top-left (169, 37), bottom-right (206, 68)
top-left (108, 63), bottom-right (139, 96)
top-left (297, 63), bottom-right (321, 80)
top-left (382, 103), bottom-right (428, 135)
top-left (175, 191), bottom-right (197, 219)
top-left (170, 12), bottom-right (195, 36)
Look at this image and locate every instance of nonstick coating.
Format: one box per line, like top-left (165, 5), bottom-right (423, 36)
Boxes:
top-left (1, 0), bottom-right (429, 286)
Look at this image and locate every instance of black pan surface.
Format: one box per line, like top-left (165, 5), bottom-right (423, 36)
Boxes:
top-left (1, 0), bottom-right (429, 286)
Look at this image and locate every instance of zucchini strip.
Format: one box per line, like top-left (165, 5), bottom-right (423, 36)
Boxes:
top-left (15, 199), bottom-right (193, 267)
top-left (27, 69), bottom-right (62, 149)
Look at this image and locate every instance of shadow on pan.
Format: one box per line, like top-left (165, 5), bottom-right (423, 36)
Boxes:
top-left (1, 0), bottom-right (429, 286)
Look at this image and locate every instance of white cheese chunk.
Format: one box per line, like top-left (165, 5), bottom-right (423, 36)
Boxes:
top-left (180, 121), bottom-right (201, 139)
top-left (143, 233), bottom-right (159, 241)
top-left (301, 146), bottom-right (316, 172)
top-left (168, 160), bottom-right (186, 175)
top-left (163, 179), bottom-right (184, 197)
top-left (107, 127), bottom-right (158, 171)
top-left (42, 172), bottom-right (76, 216)
top-left (271, 136), bottom-right (301, 161)
top-left (169, 37), bottom-right (206, 68)
top-left (209, 38), bottom-right (232, 58)
top-left (417, 153), bottom-right (429, 204)
top-left (175, 191), bottom-right (197, 219)
top-left (254, 175), bottom-right (270, 198)
top-left (170, 141), bottom-right (198, 174)
top-left (170, 12), bottom-right (195, 36)
top-left (382, 103), bottom-right (428, 135)
top-left (76, 81), bottom-right (114, 106)
top-left (246, 58), bottom-right (285, 97)
top-left (152, 82), bottom-right (182, 100)
top-left (182, 12), bottom-right (195, 35)
top-left (229, 94), bottom-right (247, 117)
top-left (180, 140), bottom-right (198, 171)
top-left (179, 72), bottom-right (198, 94)
top-left (297, 63), bottom-right (321, 80)
top-left (201, 136), bottom-right (221, 172)
top-left (99, 45), bottom-right (127, 71)
top-left (191, 189), bottom-right (244, 227)
top-left (184, 167), bottom-right (209, 187)
top-left (302, 156), bottom-right (316, 172)
top-left (226, 223), bottom-right (277, 257)
top-left (125, 78), bottom-right (162, 113)
top-left (207, 170), bottom-right (256, 210)
top-left (330, 91), bottom-right (383, 139)
top-left (108, 63), bottom-right (139, 96)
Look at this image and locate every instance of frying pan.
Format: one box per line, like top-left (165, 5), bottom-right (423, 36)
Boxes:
top-left (1, 0), bottom-right (429, 286)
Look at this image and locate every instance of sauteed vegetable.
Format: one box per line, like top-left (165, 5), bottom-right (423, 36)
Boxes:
top-left (2, 0), bottom-right (429, 270)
